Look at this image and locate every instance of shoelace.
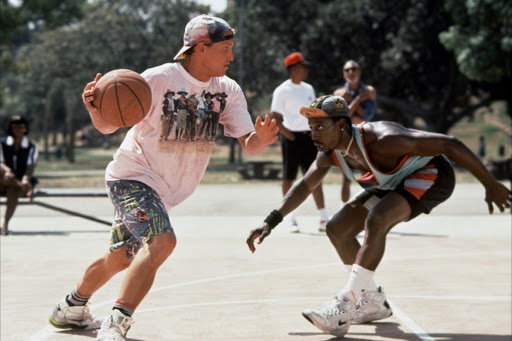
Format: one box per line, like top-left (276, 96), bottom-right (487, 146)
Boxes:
top-left (320, 296), bottom-right (350, 316)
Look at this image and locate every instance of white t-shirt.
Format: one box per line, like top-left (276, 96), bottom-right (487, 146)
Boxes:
top-left (270, 79), bottom-right (316, 132)
top-left (106, 63), bottom-right (254, 210)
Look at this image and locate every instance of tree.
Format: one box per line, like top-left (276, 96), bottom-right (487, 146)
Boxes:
top-left (13, 0), bottom-right (209, 160)
top-left (439, 0), bottom-right (512, 118)
top-left (224, 0), bottom-right (503, 133)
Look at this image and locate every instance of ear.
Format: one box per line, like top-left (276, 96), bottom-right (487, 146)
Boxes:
top-left (197, 43), bottom-right (208, 55)
top-left (337, 118), bottom-right (346, 131)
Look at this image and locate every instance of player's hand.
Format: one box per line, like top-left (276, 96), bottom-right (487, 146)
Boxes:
top-left (484, 181), bottom-right (511, 214)
top-left (255, 115), bottom-right (279, 146)
top-left (82, 73), bottom-right (102, 113)
top-left (246, 224), bottom-right (273, 253)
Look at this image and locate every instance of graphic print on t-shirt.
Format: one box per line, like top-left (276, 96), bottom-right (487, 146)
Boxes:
top-left (157, 88), bottom-right (227, 153)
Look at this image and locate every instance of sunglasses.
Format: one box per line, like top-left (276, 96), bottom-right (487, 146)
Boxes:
top-left (344, 67), bottom-right (360, 73)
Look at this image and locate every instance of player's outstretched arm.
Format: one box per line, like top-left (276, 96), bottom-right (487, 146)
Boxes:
top-left (430, 137), bottom-right (511, 214)
top-left (82, 73), bottom-right (118, 135)
top-left (246, 155), bottom-right (332, 253)
top-left (398, 129), bottom-right (511, 214)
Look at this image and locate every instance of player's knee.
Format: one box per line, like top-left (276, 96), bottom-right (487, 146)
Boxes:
top-left (326, 220), bottom-right (358, 241)
top-left (365, 213), bottom-right (390, 237)
top-left (148, 232), bottom-right (177, 264)
top-left (117, 255), bottom-right (132, 270)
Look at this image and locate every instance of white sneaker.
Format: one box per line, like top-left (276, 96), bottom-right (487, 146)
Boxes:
top-left (287, 218), bottom-right (300, 233)
top-left (302, 291), bottom-right (356, 337)
top-left (288, 223), bottom-right (300, 233)
top-left (49, 298), bottom-right (103, 329)
top-left (318, 220), bottom-right (327, 232)
top-left (97, 310), bottom-right (134, 341)
top-left (352, 287), bottom-right (393, 324)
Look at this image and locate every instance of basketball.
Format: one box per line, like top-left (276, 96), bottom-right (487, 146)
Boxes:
top-left (93, 69), bottom-right (152, 128)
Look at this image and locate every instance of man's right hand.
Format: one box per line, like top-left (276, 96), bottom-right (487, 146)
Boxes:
top-left (82, 73), bottom-right (102, 113)
top-left (83, 73), bottom-right (119, 134)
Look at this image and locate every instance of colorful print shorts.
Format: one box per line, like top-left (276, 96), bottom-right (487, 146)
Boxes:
top-left (106, 180), bottom-right (173, 259)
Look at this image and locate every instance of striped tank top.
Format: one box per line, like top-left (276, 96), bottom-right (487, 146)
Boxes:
top-left (332, 123), bottom-right (433, 191)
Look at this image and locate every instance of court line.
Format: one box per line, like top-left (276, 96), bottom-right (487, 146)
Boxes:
top-left (28, 250), bottom-right (509, 341)
top-left (388, 299), bottom-right (435, 341)
top-left (31, 294), bottom-right (509, 341)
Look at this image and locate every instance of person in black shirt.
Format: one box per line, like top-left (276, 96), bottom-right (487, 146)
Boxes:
top-left (0, 116), bottom-right (39, 235)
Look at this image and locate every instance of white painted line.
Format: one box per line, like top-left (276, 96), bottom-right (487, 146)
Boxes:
top-left (28, 254), bottom-right (510, 340)
top-left (388, 299), bottom-right (436, 341)
top-left (393, 295), bottom-right (511, 302)
top-left (26, 326), bottom-right (57, 341)
top-left (137, 297), bottom-right (328, 313)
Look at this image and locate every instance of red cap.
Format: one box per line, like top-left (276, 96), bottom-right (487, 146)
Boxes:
top-left (284, 52), bottom-right (309, 67)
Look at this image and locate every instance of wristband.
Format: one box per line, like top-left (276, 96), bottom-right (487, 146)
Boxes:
top-left (264, 210), bottom-right (283, 229)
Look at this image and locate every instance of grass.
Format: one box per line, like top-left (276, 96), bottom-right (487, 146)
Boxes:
top-left (35, 102), bottom-right (511, 188)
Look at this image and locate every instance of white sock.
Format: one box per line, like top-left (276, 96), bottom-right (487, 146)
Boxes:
top-left (318, 208), bottom-right (329, 222)
top-left (341, 264), bottom-right (375, 302)
top-left (344, 265), bottom-right (378, 292)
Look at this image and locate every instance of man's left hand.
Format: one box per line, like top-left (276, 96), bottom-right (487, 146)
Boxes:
top-left (255, 115), bottom-right (279, 146)
top-left (485, 181), bottom-right (512, 214)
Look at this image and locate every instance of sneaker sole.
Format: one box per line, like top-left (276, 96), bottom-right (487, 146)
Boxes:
top-left (49, 316), bottom-right (88, 330)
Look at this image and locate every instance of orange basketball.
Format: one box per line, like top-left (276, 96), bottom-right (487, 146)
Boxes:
top-left (93, 69), bottom-right (152, 128)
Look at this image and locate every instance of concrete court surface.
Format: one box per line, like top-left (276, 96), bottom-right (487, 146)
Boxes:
top-left (1, 183), bottom-right (511, 341)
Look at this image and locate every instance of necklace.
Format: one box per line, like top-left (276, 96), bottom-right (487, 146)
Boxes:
top-left (341, 132), bottom-right (354, 157)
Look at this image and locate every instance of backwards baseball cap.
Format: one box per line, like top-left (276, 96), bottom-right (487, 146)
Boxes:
top-left (300, 95), bottom-right (350, 118)
top-left (174, 14), bottom-right (235, 60)
top-left (284, 52), bottom-right (311, 68)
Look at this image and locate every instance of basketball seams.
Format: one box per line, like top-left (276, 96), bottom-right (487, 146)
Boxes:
top-left (113, 71), bottom-right (128, 127)
top-left (116, 81), bottom-right (149, 123)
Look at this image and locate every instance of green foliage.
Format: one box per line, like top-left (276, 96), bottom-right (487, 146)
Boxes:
top-left (1, 0), bottom-right (510, 153)
top-left (440, 0), bottom-right (512, 82)
top-left (0, 0), bottom-right (86, 46)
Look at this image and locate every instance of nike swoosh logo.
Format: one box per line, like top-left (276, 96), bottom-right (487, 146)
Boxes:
top-left (338, 320), bottom-right (346, 326)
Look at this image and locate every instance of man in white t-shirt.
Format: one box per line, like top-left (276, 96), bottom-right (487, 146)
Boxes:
top-left (49, 14), bottom-right (278, 341)
top-left (271, 52), bottom-right (329, 233)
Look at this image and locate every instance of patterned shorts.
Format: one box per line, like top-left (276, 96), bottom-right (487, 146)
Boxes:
top-left (356, 155), bottom-right (455, 220)
top-left (106, 180), bottom-right (174, 259)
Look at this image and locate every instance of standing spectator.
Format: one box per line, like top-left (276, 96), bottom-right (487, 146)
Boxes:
top-left (333, 60), bottom-right (376, 124)
top-left (334, 60), bottom-right (377, 203)
top-left (48, 14), bottom-right (278, 341)
top-left (271, 52), bottom-right (329, 233)
top-left (0, 116), bottom-right (39, 235)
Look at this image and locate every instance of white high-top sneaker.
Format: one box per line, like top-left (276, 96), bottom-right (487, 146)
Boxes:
top-left (352, 286), bottom-right (393, 324)
top-left (97, 309), bottom-right (134, 341)
top-left (302, 291), bottom-right (356, 337)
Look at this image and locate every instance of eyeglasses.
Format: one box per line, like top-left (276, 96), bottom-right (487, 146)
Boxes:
top-left (343, 67), bottom-right (360, 73)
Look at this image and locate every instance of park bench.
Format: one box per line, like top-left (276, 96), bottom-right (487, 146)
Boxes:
top-left (237, 160), bottom-right (281, 180)
top-left (0, 189), bottom-right (111, 226)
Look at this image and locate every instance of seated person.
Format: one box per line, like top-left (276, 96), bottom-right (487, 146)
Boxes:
top-left (0, 116), bottom-right (39, 235)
